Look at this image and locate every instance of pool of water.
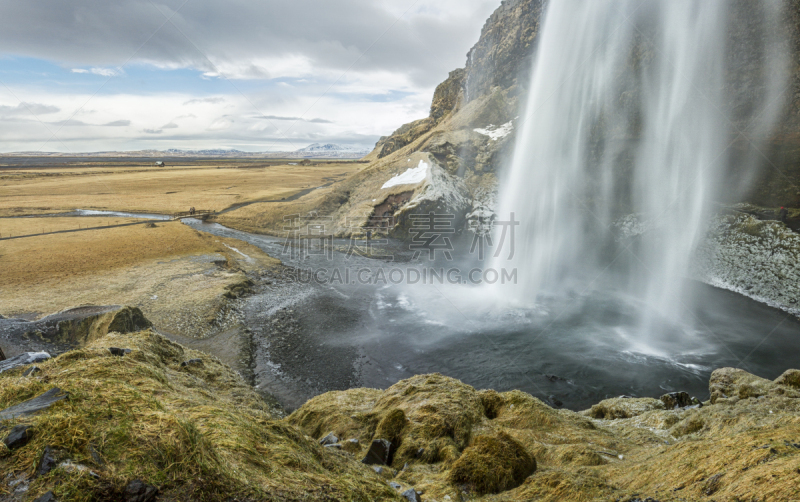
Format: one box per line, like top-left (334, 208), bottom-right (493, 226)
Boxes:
top-left (187, 220), bottom-right (800, 410)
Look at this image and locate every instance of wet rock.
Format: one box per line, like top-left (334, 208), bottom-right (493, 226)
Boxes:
top-left (89, 444), bottom-right (105, 466)
top-left (0, 352), bottom-right (51, 374)
top-left (109, 347), bottom-right (131, 357)
top-left (319, 432), bottom-right (339, 446)
top-left (0, 388), bottom-right (69, 421)
top-left (361, 439), bottom-right (394, 465)
top-left (660, 392), bottom-right (692, 409)
top-left (402, 488), bottom-right (422, 502)
top-left (180, 359), bottom-right (203, 367)
top-left (37, 446), bottom-right (66, 477)
top-left (33, 492), bottom-right (57, 502)
top-left (23, 366), bottom-right (42, 377)
top-left (704, 473), bottom-right (724, 495)
top-left (124, 479), bottom-right (158, 502)
top-left (775, 369), bottom-right (800, 388)
top-left (3, 425), bottom-right (33, 449)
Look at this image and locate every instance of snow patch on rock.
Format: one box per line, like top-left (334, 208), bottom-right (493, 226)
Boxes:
top-left (474, 120), bottom-right (514, 141)
top-left (381, 160), bottom-right (429, 189)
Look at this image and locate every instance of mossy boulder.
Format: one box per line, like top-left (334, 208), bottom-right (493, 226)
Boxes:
top-left (583, 397), bottom-right (664, 419)
top-left (709, 367), bottom-right (800, 403)
top-left (774, 369), bottom-right (800, 388)
top-left (448, 431), bottom-right (536, 495)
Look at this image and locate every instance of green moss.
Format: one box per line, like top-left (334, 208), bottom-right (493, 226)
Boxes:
top-left (448, 431), bottom-right (536, 495)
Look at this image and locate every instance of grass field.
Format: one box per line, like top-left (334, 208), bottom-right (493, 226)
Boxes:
top-left (0, 218), bottom-right (279, 336)
top-left (0, 216), bottom-right (140, 239)
top-left (0, 160), bottom-right (362, 216)
top-left (0, 157), bottom-right (357, 335)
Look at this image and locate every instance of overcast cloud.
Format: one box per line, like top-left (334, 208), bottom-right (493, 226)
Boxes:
top-left (0, 0), bottom-right (499, 152)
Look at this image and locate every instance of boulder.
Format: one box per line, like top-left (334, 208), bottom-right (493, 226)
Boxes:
top-left (319, 432), bottom-right (339, 446)
top-left (109, 347), bottom-right (131, 357)
top-left (402, 488), bottom-right (422, 502)
top-left (3, 425), bottom-right (33, 449)
top-left (124, 479), bottom-right (158, 502)
top-left (0, 388), bottom-right (69, 421)
top-left (33, 492), bottom-right (57, 502)
top-left (448, 431), bottom-right (536, 495)
top-left (0, 351), bottom-right (51, 374)
top-left (660, 392), bottom-right (692, 409)
top-left (35, 305), bottom-right (152, 346)
top-left (362, 439), bottom-right (394, 466)
top-left (709, 367), bottom-right (799, 403)
top-left (37, 445), bottom-right (66, 477)
top-left (180, 358), bottom-right (204, 367)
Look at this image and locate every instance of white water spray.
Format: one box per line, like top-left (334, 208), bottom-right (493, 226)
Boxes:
top-left (493, 0), bottom-right (784, 331)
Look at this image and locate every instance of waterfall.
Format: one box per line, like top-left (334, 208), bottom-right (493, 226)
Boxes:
top-left (493, 0), bottom-right (784, 332)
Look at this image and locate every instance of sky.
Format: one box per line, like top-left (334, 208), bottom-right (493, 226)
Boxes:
top-left (0, 0), bottom-right (500, 153)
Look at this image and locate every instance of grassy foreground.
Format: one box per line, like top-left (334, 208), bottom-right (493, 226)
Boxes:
top-left (2, 328), bottom-right (800, 501)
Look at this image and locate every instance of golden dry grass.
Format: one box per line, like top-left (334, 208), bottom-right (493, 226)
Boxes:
top-left (0, 161), bottom-right (362, 216)
top-left (0, 220), bottom-right (279, 339)
top-left (0, 216), bottom-right (140, 239)
top-left (0, 330), bottom-right (397, 502)
top-left (0, 221), bottom-right (216, 286)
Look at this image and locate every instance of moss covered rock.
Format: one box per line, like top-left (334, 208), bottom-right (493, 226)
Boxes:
top-left (448, 431), bottom-right (536, 495)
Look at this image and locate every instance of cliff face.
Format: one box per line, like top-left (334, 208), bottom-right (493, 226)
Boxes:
top-left (463, 0), bottom-right (545, 104)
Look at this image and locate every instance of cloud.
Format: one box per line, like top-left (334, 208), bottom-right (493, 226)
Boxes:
top-left (0, 0), bottom-right (499, 87)
top-left (71, 67), bottom-right (124, 77)
top-left (50, 119), bottom-right (89, 126)
top-left (208, 117), bottom-right (233, 130)
top-left (0, 0), bottom-right (501, 152)
top-left (0, 102), bottom-right (60, 115)
top-left (161, 122), bottom-right (179, 129)
top-left (183, 97), bottom-right (225, 105)
top-left (255, 115), bottom-right (333, 124)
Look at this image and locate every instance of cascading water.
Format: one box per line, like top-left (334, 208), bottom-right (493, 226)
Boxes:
top-left (493, 0), bottom-right (784, 335)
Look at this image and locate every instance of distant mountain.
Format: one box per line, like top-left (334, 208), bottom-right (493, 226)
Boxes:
top-left (294, 143), bottom-right (371, 158)
top-left (5, 145), bottom-right (370, 160)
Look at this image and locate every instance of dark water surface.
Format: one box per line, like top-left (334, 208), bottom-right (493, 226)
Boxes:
top-left (187, 220), bottom-right (800, 410)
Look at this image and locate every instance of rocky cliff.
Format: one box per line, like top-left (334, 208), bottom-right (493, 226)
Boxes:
top-left (352, 0), bottom-right (800, 232)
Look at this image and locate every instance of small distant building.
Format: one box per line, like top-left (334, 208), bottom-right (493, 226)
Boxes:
top-left (155, 161), bottom-right (165, 167)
